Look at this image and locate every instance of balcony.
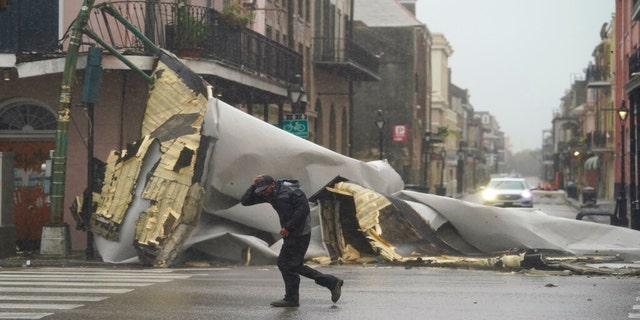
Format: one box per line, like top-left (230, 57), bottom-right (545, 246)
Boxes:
top-left (0, 0), bottom-right (58, 54)
top-left (585, 130), bottom-right (613, 152)
top-left (585, 65), bottom-right (611, 88)
top-left (626, 47), bottom-right (640, 92)
top-left (0, 1), bottom-right (301, 86)
top-left (313, 37), bottom-right (380, 81)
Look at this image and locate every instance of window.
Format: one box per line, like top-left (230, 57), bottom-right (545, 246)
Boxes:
top-left (0, 104), bottom-right (56, 131)
top-left (266, 25), bottom-right (272, 40)
top-left (0, 98), bottom-right (56, 140)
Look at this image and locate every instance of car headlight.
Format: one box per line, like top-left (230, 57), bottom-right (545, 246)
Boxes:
top-left (483, 189), bottom-right (497, 201)
top-left (521, 190), bottom-right (532, 199)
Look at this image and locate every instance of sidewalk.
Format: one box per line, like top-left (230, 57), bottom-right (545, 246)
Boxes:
top-left (566, 195), bottom-right (616, 225)
top-left (566, 196), bottom-right (616, 212)
top-left (0, 251), bottom-right (129, 269)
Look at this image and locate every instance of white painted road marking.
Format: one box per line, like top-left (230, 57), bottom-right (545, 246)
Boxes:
top-left (0, 267), bottom-right (193, 319)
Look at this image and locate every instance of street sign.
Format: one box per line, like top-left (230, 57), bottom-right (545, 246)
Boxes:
top-left (393, 125), bottom-right (407, 142)
top-left (283, 114), bottom-right (308, 138)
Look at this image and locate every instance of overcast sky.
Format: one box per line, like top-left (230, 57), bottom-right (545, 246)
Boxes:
top-left (415, 0), bottom-right (615, 153)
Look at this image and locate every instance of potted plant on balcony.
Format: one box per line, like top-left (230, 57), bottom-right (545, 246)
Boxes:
top-left (175, 10), bottom-right (207, 57)
top-left (218, 2), bottom-right (254, 30)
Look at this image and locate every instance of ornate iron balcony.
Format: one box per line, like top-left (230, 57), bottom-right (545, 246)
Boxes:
top-left (313, 37), bottom-right (380, 82)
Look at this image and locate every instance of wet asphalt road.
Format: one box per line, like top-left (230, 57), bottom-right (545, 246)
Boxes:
top-left (36, 265), bottom-right (640, 320)
top-left (6, 192), bottom-right (629, 320)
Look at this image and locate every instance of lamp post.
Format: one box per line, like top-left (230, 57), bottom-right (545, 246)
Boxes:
top-left (494, 147), bottom-right (500, 174)
top-left (375, 109), bottom-right (385, 160)
top-left (423, 130), bottom-right (431, 192)
top-left (287, 81), bottom-right (306, 114)
top-left (457, 149), bottom-right (465, 194)
top-left (618, 101), bottom-right (629, 227)
top-left (436, 147), bottom-right (446, 196)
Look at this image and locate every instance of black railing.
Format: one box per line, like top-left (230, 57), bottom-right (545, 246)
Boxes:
top-left (585, 131), bottom-right (611, 149)
top-left (0, 1), bottom-right (301, 84)
top-left (92, 1), bottom-right (301, 83)
top-left (630, 47), bottom-right (640, 78)
top-left (585, 65), bottom-right (610, 83)
top-left (313, 37), bottom-right (379, 73)
top-left (0, 0), bottom-right (59, 53)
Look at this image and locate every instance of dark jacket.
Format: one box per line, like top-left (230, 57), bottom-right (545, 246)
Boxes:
top-left (240, 179), bottom-right (311, 237)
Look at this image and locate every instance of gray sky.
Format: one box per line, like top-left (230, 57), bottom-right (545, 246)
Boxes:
top-left (415, 0), bottom-right (615, 153)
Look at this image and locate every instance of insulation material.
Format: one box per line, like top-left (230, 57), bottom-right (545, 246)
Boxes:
top-left (91, 136), bottom-right (155, 241)
top-left (92, 54), bottom-right (211, 266)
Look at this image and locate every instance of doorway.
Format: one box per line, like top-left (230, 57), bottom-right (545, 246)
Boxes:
top-left (0, 98), bottom-right (56, 251)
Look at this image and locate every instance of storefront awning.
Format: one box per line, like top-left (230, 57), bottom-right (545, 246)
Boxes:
top-left (584, 156), bottom-right (601, 170)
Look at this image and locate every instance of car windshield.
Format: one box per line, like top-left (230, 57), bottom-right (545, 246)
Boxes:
top-left (487, 180), bottom-right (526, 190)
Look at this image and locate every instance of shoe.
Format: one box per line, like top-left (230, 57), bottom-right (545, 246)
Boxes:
top-left (330, 279), bottom-right (343, 303)
top-left (270, 299), bottom-right (299, 307)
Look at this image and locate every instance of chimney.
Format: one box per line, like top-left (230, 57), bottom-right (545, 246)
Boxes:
top-left (398, 0), bottom-right (417, 15)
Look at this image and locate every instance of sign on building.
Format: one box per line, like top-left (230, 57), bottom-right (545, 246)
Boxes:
top-left (393, 125), bottom-right (407, 142)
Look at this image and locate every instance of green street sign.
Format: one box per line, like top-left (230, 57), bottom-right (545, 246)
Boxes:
top-left (283, 114), bottom-right (308, 138)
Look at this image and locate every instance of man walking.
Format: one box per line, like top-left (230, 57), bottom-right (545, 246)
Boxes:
top-left (241, 174), bottom-right (343, 307)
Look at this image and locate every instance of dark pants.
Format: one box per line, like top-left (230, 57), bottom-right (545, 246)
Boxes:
top-left (277, 233), bottom-right (339, 302)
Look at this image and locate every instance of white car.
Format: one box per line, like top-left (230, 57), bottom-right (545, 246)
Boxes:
top-left (482, 177), bottom-right (534, 208)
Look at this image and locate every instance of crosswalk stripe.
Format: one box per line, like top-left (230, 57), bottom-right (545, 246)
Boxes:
top-left (0, 303), bottom-right (83, 310)
top-left (0, 287), bottom-right (134, 294)
top-left (0, 312), bottom-right (53, 319)
top-left (0, 276), bottom-right (175, 282)
top-left (0, 295), bottom-right (108, 302)
top-left (630, 298), bottom-right (640, 317)
top-left (0, 268), bottom-right (193, 319)
top-left (0, 281), bottom-right (153, 287)
top-left (0, 274), bottom-right (190, 280)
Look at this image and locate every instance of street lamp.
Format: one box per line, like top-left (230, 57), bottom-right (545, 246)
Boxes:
top-left (437, 147), bottom-right (446, 196)
top-left (618, 100), bottom-right (629, 227)
top-left (287, 81), bottom-right (306, 114)
top-left (423, 130), bottom-right (431, 191)
top-left (375, 109), bottom-right (385, 160)
top-left (493, 147), bottom-right (500, 174)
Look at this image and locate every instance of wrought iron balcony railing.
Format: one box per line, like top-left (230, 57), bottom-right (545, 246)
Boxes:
top-left (0, 1), bottom-right (302, 85)
top-left (629, 47), bottom-right (640, 79)
top-left (585, 130), bottom-right (612, 150)
top-left (585, 65), bottom-right (611, 87)
top-left (313, 37), bottom-right (380, 81)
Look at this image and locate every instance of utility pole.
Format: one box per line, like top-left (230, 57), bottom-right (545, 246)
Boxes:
top-left (42, 0), bottom-right (96, 255)
top-left (80, 46), bottom-right (104, 259)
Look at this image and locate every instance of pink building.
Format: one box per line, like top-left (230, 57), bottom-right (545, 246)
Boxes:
top-left (616, 0), bottom-right (640, 228)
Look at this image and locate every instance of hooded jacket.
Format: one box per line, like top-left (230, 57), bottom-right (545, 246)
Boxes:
top-left (241, 179), bottom-right (312, 237)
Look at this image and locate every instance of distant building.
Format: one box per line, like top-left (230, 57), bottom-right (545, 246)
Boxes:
top-left (351, 0), bottom-right (431, 186)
